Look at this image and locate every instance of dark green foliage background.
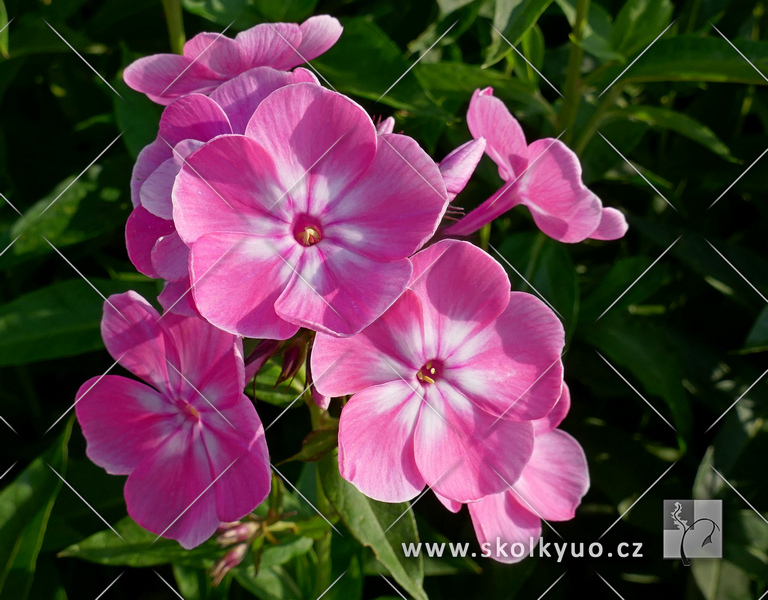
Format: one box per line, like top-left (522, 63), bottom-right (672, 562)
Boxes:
top-left (1, 0), bottom-right (767, 598)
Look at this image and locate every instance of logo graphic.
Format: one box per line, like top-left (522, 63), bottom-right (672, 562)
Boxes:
top-left (663, 499), bottom-right (722, 564)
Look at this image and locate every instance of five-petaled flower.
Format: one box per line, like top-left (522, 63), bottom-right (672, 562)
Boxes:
top-left (123, 16), bottom-right (342, 104)
top-left (173, 83), bottom-right (449, 339)
top-left (74, 292), bottom-right (271, 549)
top-left (445, 87), bottom-right (628, 243)
top-left (311, 239), bottom-right (565, 503)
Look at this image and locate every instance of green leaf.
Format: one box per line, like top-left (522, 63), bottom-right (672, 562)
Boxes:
top-left (744, 306), bottom-right (768, 352)
top-left (484, 0), bottom-right (555, 67)
top-left (588, 36), bottom-right (768, 88)
top-left (555, 0), bottom-right (624, 62)
top-left (113, 77), bottom-right (162, 159)
top-left (280, 428), bottom-right (339, 465)
top-left (233, 564), bottom-right (302, 600)
top-left (581, 118), bottom-right (649, 183)
top-left (0, 278), bottom-right (154, 366)
top-left (692, 555), bottom-right (754, 600)
top-left (173, 564), bottom-right (230, 600)
top-left (610, 0), bottom-right (673, 57)
top-left (0, 420), bottom-right (73, 600)
top-left (0, 1), bottom-right (9, 59)
top-left (181, 0), bottom-right (261, 30)
top-left (59, 516), bottom-right (223, 568)
top-left (607, 105), bottom-right (736, 162)
top-left (318, 452), bottom-right (427, 600)
top-left (249, 358), bottom-right (306, 407)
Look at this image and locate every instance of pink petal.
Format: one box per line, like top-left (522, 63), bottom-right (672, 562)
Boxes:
top-left (125, 206), bottom-right (174, 279)
top-left (512, 429), bottom-right (589, 521)
top-left (173, 135), bottom-right (290, 246)
top-left (324, 133), bottom-right (447, 261)
top-left (468, 492), bottom-right (541, 564)
top-left (209, 67), bottom-right (318, 134)
top-left (589, 207), bottom-right (628, 240)
top-left (338, 380), bottom-right (425, 502)
top-left (244, 83), bottom-right (377, 215)
top-left (376, 117), bottom-right (395, 135)
top-left (152, 231), bottom-right (189, 282)
top-left (75, 375), bottom-right (177, 475)
top-left (413, 383), bottom-right (534, 502)
top-left (311, 289), bottom-right (425, 398)
top-left (533, 382), bottom-right (571, 434)
top-left (296, 15), bottom-right (343, 63)
top-left (132, 139), bottom-right (169, 207)
top-left (466, 87), bottom-right (528, 179)
top-left (408, 240), bottom-right (511, 359)
top-left (234, 23), bottom-right (303, 71)
top-left (101, 291), bottom-right (174, 393)
top-left (439, 138), bottom-right (487, 201)
top-left (158, 94), bottom-right (232, 147)
top-left (140, 157), bottom-right (180, 220)
top-left (445, 292), bottom-right (564, 421)
top-left (184, 32), bottom-right (245, 76)
top-left (435, 492), bottom-right (462, 513)
top-left (442, 183), bottom-right (522, 236)
top-left (189, 233), bottom-right (299, 340)
top-left (274, 243), bottom-right (413, 337)
top-left (125, 425), bottom-right (220, 549)
top-left (517, 139), bottom-right (603, 243)
top-left (123, 54), bottom-right (221, 105)
top-left (158, 279), bottom-right (199, 317)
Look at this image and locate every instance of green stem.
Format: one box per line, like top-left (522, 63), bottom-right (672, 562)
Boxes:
top-left (523, 232), bottom-right (546, 287)
top-left (313, 470), bottom-right (333, 596)
top-left (572, 84), bottom-right (623, 155)
top-left (557, 0), bottom-right (590, 144)
top-left (479, 223), bottom-right (491, 252)
top-left (161, 0), bottom-right (186, 54)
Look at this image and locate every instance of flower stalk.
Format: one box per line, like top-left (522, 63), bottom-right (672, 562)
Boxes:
top-left (161, 0), bottom-right (185, 55)
top-left (558, 0), bottom-right (590, 144)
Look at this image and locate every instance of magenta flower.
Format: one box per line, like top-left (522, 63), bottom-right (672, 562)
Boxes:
top-left (123, 16), bottom-right (342, 104)
top-left (126, 67), bottom-right (317, 314)
top-left (462, 385), bottom-right (590, 563)
top-left (311, 239), bottom-right (565, 503)
top-left (74, 291), bottom-right (270, 549)
top-left (172, 82), bottom-right (449, 339)
top-left (445, 88), bottom-right (627, 243)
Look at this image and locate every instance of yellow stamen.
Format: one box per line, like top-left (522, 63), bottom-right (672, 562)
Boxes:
top-left (301, 226), bottom-right (321, 246)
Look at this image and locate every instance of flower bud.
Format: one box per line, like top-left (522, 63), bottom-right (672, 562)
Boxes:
top-left (277, 339), bottom-right (307, 386)
top-left (216, 521), bottom-right (259, 546)
top-left (210, 543), bottom-right (248, 586)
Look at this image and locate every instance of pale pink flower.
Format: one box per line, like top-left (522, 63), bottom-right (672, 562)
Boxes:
top-left (126, 67), bottom-right (317, 315)
top-left (74, 292), bottom-right (270, 549)
top-left (172, 83), bottom-right (449, 338)
top-left (311, 239), bottom-right (565, 503)
top-left (445, 87), bottom-right (627, 243)
top-left (123, 16), bottom-right (341, 104)
top-left (438, 385), bottom-right (589, 563)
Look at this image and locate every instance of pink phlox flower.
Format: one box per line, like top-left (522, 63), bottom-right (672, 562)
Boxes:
top-left (445, 87), bottom-right (627, 243)
top-left (172, 83), bottom-right (450, 339)
top-left (311, 239), bottom-right (565, 503)
top-left (123, 16), bottom-right (341, 104)
top-left (74, 291), bottom-right (271, 549)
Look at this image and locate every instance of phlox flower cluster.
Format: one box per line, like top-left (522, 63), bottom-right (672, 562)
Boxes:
top-left (74, 15), bottom-right (623, 563)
